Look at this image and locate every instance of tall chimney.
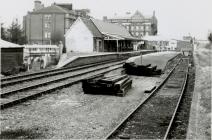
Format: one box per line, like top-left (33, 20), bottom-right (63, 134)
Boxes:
top-left (153, 10), bottom-right (155, 17)
top-left (33, 0), bottom-right (43, 11)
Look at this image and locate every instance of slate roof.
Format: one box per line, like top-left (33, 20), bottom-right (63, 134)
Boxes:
top-left (66, 17), bottom-right (139, 40)
top-left (81, 18), bottom-right (102, 38)
top-left (91, 18), bottom-right (137, 40)
top-left (0, 39), bottom-right (23, 48)
top-left (32, 5), bottom-right (75, 14)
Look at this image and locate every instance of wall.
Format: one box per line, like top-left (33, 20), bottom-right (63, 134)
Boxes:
top-left (24, 13), bottom-right (66, 45)
top-left (65, 19), bottom-right (93, 52)
top-left (169, 40), bottom-right (177, 50)
top-left (30, 14), bottom-right (43, 44)
top-left (1, 48), bottom-right (23, 73)
top-left (52, 14), bottom-right (65, 45)
top-left (176, 40), bottom-right (193, 52)
top-left (63, 50), bottom-right (155, 68)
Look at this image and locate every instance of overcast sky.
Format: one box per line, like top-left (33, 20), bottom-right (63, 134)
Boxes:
top-left (0, 0), bottom-right (211, 39)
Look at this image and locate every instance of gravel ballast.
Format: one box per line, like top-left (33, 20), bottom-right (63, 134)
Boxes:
top-left (0, 68), bottom-right (160, 139)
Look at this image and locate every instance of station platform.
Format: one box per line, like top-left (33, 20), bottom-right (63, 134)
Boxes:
top-left (141, 51), bottom-right (180, 70)
top-left (56, 52), bottom-right (111, 68)
top-left (186, 44), bottom-right (211, 139)
top-left (126, 51), bottom-right (180, 71)
top-left (56, 50), bottom-right (155, 68)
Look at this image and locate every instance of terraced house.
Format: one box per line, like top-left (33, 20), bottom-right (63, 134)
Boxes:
top-left (23, 0), bottom-right (90, 46)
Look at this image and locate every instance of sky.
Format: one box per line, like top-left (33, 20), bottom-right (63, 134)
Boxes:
top-left (0, 0), bottom-right (212, 40)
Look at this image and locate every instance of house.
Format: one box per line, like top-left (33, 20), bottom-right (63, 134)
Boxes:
top-left (0, 39), bottom-right (24, 73)
top-left (23, 0), bottom-right (90, 46)
top-left (65, 17), bottom-right (139, 53)
top-left (103, 10), bottom-right (158, 38)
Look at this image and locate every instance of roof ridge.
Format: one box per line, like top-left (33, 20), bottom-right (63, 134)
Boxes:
top-left (32, 4), bottom-right (69, 13)
top-left (53, 5), bottom-right (69, 13)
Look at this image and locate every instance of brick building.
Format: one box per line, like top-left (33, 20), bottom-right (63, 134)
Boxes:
top-left (103, 10), bottom-right (158, 38)
top-left (23, 0), bottom-right (90, 46)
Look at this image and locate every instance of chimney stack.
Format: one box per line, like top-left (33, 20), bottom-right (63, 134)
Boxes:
top-left (153, 10), bottom-right (155, 17)
top-left (103, 16), bottom-right (107, 21)
top-left (33, 0), bottom-right (44, 11)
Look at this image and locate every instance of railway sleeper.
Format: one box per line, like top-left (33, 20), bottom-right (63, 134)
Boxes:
top-left (82, 75), bottom-right (132, 96)
top-left (123, 63), bottom-right (162, 76)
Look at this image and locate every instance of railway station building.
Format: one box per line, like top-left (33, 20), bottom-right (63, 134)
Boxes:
top-left (103, 10), bottom-right (158, 38)
top-left (65, 17), bottom-right (140, 53)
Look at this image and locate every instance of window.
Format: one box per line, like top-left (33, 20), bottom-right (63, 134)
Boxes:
top-left (136, 32), bottom-right (139, 36)
top-left (44, 22), bottom-right (51, 28)
top-left (44, 14), bottom-right (51, 20)
top-left (143, 32), bottom-right (145, 35)
top-left (131, 26), bottom-right (134, 31)
top-left (32, 48), bottom-right (37, 51)
top-left (44, 32), bottom-right (51, 39)
top-left (140, 26), bottom-right (144, 30)
top-left (146, 26), bottom-right (149, 30)
top-left (136, 26), bottom-right (139, 30)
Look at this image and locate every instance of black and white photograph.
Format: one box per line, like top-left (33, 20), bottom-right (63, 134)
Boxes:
top-left (0, 0), bottom-right (211, 139)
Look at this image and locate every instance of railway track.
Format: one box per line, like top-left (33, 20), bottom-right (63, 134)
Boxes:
top-left (0, 61), bottom-right (124, 110)
top-left (104, 57), bottom-right (189, 139)
top-left (1, 60), bottom-right (125, 95)
top-left (0, 59), bottom-right (124, 88)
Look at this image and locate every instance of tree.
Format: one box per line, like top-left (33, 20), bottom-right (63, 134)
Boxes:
top-left (208, 32), bottom-right (212, 43)
top-left (7, 19), bottom-right (26, 45)
top-left (1, 23), bottom-right (10, 41)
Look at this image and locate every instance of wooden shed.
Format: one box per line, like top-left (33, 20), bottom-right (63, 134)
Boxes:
top-left (0, 39), bottom-right (24, 73)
